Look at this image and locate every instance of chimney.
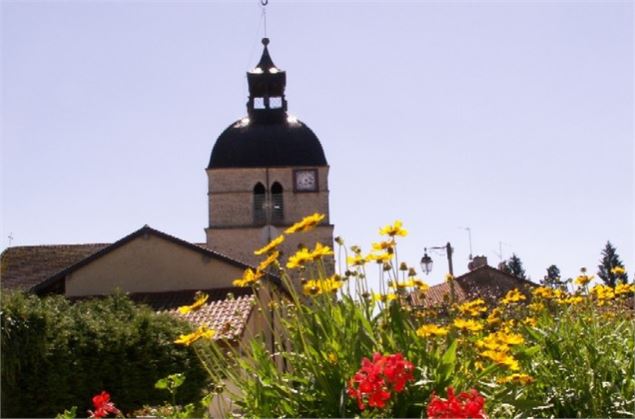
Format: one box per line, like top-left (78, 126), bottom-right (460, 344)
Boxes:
top-left (468, 255), bottom-right (488, 271)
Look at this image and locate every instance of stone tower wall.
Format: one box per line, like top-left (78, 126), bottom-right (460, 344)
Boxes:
top-left (205, 166), bottom-right (333, 275)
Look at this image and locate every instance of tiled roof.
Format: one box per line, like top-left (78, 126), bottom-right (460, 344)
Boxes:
top-left (412, 265), bottom-right (536, 307)
top-left (33, 225), bottom-right (258, 294)
top-left (0, 226), bottom-right (276, 295)
top-left (1, 243), bottom-right (110, 291)
top-left (130, 288), bottom-right (256, 340)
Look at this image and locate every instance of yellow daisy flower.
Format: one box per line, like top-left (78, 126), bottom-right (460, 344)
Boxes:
top-left (177, 291), bottom-right (209, 315)
top-left (611, 266), bottom-right (626, 276)
top-left (497, 373), bottom-right (534, 385)
top-left (286, 247), bottom-right (313, 269)
top-left (302, 275), bottom-right (343, 296)
top-left (500, 288), bottom-right (526, 305)
top-left (480, 350), bottom-right (520, 371)
top-left (457, 299), bottom-right (488, 317)
top-left (254, 234), bottom-right (285, 256)
top-left (284, 213), bottom-right (325, 234)
top-left (347, 254), bottom-right (367, 267)
top-left (232, 268), bottom-right (264, 287)
top-left (453, 318), bottom-right (484, 332)
top-left (371, 292), bottom-right (397, 303)
top-left (379, 220), bottom-right (408, 237)
top-left (257, 250), bottom-right (280, 272)
top-left (368, 252), bottom-right (393, 264)
top-left (174, 325), bottom-right (215, 346)
top-left (416, 324), bottom-right (449, 337)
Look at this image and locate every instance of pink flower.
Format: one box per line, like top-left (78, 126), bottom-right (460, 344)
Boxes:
top-left (427, 387), bottom-right (487, 419)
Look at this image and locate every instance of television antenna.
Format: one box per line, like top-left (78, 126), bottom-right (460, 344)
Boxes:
top-left (460, 227), bottom-right (473, 260)
top-left (493, 241), bottom-right (511, 262)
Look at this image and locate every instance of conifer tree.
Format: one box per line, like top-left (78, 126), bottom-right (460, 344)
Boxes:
top-left (541, 264), bottom-right (567, 289)
top-left (502, 253), bottom-right (527, 279)
top-left (597, 241), bottom-right (628, 287)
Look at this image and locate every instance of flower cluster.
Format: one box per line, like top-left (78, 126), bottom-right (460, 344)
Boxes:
top-left (615, 282), bottom-right (635, 296)
top-left (591, 284), bottom-right (615, 305)
top-left (347, 353), bottom-right (414, 410)
top-left (232, 213), bottom-right (332, 287)
top-left (287, 242), bottom-right (333, 269)
top-left (453, 318), bottom-right (484, 332)
top-left (303, 275), bottom-right (343, 296)
top-left (500, 289), bottom-right (526, 305)
top-left (427, 387), bottom-right (487, 419)
top-left (88, 391), bottom-right (120, 419)
top-left (475, 330), bottom-right (524, 371)
top-left (457, 298), bottom-right (487, 317)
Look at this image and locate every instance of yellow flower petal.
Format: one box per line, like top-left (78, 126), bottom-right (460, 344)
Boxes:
top-left (285, 213), bottom-right (325, 234)
top-left (177, 292), bottom-right (209, 314)
top-left (254, 234), bottom-right (285, 256)
top-left (416, 324), bottom-right (449, 337)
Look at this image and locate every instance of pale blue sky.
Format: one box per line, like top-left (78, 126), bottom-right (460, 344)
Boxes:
top-left (2, 1), bottom-right (632, 286)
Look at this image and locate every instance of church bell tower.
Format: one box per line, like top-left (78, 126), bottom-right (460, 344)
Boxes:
top-left (206, 38), bottom-right (333, 268)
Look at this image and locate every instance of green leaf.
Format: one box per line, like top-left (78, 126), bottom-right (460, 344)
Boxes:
top-left (55, 406), bottom-right (77, 419)
top-left (438, 339), bottom-right (457, 382)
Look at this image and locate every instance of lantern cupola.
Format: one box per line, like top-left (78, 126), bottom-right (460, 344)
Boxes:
top-left (246, 38), bottom-right (287, 123)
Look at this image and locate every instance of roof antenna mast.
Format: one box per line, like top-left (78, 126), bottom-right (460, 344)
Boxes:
top-left (461, 227), bottom-right (473, 260)
top-left (261, 0), bottom-right (268, 38)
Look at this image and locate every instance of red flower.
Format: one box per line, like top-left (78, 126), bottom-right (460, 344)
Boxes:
top-left (347, 352), bottom-right (414, 410)
top-left (427, 387), bottom-right (487, 419)
top-left (88, 391), bottom-right (120, 418)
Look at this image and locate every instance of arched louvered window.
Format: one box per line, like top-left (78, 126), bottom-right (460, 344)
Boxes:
top-left (271, 182), bottom-right (284, 223)
top-left (253, 183), bottom-right (266, 224)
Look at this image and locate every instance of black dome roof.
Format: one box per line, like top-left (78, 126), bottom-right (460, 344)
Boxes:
top-left (208, 118), bottom-right (327, 169)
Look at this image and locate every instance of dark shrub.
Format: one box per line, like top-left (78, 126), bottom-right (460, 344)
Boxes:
top-left (1, 291), bottom-right (208, 417)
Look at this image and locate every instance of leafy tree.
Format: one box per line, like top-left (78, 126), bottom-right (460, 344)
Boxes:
top-left (541, 264), bottom-right (567, 290)
top-left (1, 292), bottom-right (208, 418)
top-left (597, 241), bottom-right (628, 287)
top-left (501, 254), bottom-right (527, 279)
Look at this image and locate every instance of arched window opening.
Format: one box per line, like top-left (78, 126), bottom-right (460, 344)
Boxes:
top-left (253, 183), bottom-right (266, 224)
top-left (271, 182), bottom-right (284, 223)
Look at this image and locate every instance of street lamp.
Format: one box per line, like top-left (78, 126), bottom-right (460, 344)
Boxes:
top-left (420, 242), bottom-right (454, 276)
top-left (420, 251), bottom-right (433, 275)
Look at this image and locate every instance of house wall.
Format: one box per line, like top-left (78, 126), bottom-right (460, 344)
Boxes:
top-left (65, 234), bottom-right (244, 297)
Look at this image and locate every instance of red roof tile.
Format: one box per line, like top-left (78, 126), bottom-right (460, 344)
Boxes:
top-left (412, 265), bottom-right (536, 307)
top-left (130, 288), bottom-right (256, 340)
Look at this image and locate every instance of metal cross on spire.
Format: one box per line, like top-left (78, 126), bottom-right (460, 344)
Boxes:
top-left (261, 0), bottom-right (268, 38)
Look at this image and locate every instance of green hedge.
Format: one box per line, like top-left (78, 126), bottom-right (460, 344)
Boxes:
top-left (1, 291), bottom-right (209, 418)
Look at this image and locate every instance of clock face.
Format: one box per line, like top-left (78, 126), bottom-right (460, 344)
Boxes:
top-left (295, 169), bottom-right (318, 192)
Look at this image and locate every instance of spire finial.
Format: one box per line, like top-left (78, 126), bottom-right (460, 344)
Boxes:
top-left (262, 37), bottom-right (270, 46)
